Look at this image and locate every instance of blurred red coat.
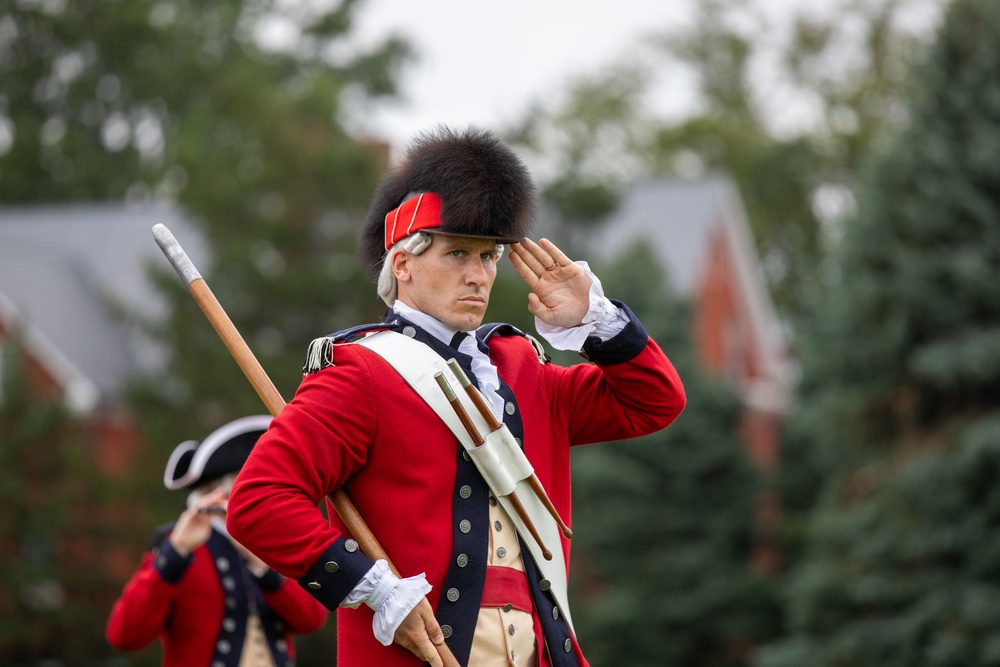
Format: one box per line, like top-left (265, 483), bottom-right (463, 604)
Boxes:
top-left (107, 527), bottom-right (327, 667)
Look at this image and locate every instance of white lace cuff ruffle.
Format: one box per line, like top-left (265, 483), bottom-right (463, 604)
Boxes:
top-left (340, 560), bottom-right (432, 647)
top-left (535, 261), bottom-right (629, 352)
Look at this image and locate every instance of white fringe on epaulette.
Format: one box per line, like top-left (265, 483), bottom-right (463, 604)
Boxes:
top-left (303, 337), bottom-right (335, 375)
top-left (526, 333), bottom-right (549, 364)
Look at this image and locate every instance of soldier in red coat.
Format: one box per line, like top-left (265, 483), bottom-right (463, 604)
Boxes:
top-left (106, 416), bottom-right (327, 667)
top-left (227, 126), bottom-right (686, 667)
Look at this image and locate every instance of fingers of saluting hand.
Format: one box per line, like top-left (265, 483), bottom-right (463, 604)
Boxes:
top-left (509, 237), bottom-right (577, 288)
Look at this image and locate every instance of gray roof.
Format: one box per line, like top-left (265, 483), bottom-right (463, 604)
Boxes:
top-left (589, 175), bottom-right (733, 295)
top-left (0, 202), bottom-right (208, 412)
top-left (588, 175), bottom-right (792, 411)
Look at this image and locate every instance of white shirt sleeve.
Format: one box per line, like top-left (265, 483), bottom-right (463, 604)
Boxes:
top-left (534, 261), bottom-right (630, 352)
top-left (340, 559), bottom-right (432, 646)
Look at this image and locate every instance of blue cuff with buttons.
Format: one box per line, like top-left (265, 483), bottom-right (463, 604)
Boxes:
top-left (581, 300), bottom-right (649, 365)
top-left (298, 536), bottom-right (374, 610)
top-left (152, 538), bottom-right (193, 584)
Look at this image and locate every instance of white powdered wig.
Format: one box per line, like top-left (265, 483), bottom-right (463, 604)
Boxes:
top-left (376, 232), bottom-right (505, 307)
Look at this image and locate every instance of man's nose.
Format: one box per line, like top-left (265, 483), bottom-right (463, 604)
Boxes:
top-left (464, 258), bottom-right (489, 283)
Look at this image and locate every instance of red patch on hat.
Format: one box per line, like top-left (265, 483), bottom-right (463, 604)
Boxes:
top-left (383, 192), bottom-right (444, 250)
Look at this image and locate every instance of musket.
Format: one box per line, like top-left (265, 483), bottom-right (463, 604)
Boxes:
top-left (151, 223), bottom-right (400, 576)
top-left (433, 369), bottom-right (553, 561)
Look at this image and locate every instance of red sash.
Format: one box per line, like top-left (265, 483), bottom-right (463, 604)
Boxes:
top-left (481, 566), bottom-right (552, 667)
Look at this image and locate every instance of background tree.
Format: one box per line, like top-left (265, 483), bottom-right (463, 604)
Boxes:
top-left (755, 0), bottom-right (1000, 663)
top-left (0, 339), bottom-right (135, 664)
top-left (569, 242), bottom-right (781, 666)
top-left (511, 0), bottom-right (943, 324)
top-left (1, 1), bottom-right (411, 664)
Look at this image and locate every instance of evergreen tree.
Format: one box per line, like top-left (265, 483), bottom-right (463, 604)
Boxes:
top-left (758, 1), bottom-right (1000, 664)
top-left (570, 242), bottom-right (780, 666)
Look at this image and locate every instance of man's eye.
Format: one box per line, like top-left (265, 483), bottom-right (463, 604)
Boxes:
top-left (450, 250), bottom-right (463, 257)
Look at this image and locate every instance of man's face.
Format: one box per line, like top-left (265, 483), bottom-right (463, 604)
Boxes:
top-left (394, 235), bottom-right (500, 331)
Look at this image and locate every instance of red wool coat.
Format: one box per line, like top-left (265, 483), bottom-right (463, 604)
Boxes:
top-left (106, 528), bottom-right (327, 667)
top-left (227, 308), bottom-right (685, 667)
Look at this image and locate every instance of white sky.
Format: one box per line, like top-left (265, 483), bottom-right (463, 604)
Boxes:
top-left (349, 0), bottom-right (694, 154)
top-left (346, 0), bottom-right (945, 160)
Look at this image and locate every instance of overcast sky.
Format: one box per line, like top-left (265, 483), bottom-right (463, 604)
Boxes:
top-left (349, 0), bottom-right (695, 155)
top-left (345, 0), bottom-right (944, 160)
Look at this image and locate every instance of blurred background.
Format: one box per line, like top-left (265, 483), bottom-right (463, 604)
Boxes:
top-left (2, 0), bottom-right (998, 664)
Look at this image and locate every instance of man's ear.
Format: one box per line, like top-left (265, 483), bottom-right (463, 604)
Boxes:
top-left (391, 249), bottom-right (412, 284)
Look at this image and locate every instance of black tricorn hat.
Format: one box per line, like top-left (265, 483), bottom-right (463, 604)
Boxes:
top-left (163, 415), bottom-right (271, 490)
top-left (358, 126), bottom-right (535, 280)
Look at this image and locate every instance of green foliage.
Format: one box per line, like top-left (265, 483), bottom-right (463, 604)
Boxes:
top-left (759, 418), bottom-right (1000, 667)
top-left (570, 243), bottom-right (780, 666)
top-left (760, 0), bottom-right (1000, 663)
top-left (0, 340), bottom-right (143, 665)
top-left (0, 0), bottom-right (409, 202)
top-left (510, 0), bottom-right (940, 324)
top-left (1, 0), bottom-right (411, 664)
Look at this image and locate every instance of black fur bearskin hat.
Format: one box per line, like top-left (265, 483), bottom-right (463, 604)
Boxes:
top-left (358, 126), bottom-right (535, 280)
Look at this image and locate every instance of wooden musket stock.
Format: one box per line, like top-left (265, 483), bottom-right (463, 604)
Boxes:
top-left (152, 224), bottom-right (399, 577)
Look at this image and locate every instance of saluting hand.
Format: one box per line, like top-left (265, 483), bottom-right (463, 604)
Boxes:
top-left (509, 238), bottom-right (592, 328)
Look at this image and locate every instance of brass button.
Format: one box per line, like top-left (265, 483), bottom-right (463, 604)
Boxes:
top-left (217, 639), bottom-right (232, 654)
top-left (552, 607), bottom-right (560, 620)
top-left (489, 496), bottom-right (498, 506)
top-left (497, 547), bottom-right (507, 558)
top-left (402, 326), bottom-right (416, 338)
top-left (325, 561), bottom-right (339, 573)
top-left (457, 553), bottom-right (469, 567)
top-left (539, 579), bottom-right (551, 591)
top-left (222, 576), bottom-right (236, 591)
top-left (505, 402), bottom-right (516, 415)
top-left (564, 638), bottom-right (572, 652)
top-left (494, 520), bottom-right (503, 531)
top-left (459, 520), bottom-right (471, 533)
top-left (459, 485), bottom-right (472, 499)
top-left (275, 639), bottom-right (288, 653)
top-left (508, 624), bottom-right (515, 635)
top-left (223, 618), bottom-right (236, 632)
top-left (307, 581), bottom-right (322, 590)
top-left (447, 588), bottom-right (460, 602)
top-left (216, 557), bottom-right (230, 572)
top-left (226, 597), bottom-right (237, 609)
top-left (344, 539), bottom-right (358, 552)
top-left (441, 625), bottom-right (453, 638)
top-left (463, 451), bottom-right (471, 461)
top-left (503, 603), bottom-right (513, 613)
